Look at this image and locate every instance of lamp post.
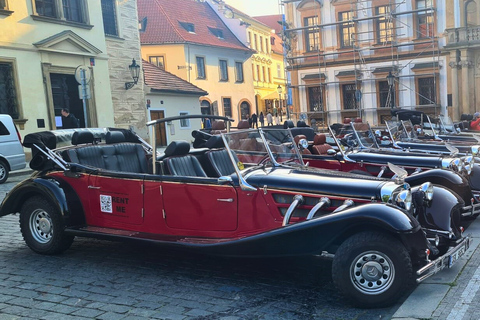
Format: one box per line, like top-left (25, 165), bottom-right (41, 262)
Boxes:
top-left (125, 58), bottom-right (141, 90)
top-left (387, 71), bottom-right (395, 109)
top-left (277, 85), bottom-right (283, 122)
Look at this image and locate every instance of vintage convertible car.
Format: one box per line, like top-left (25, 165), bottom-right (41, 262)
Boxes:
top-left (384, 119), bottom-right (480, 157)
top-left (393, 109), bottom-right (480, 143)
top-left (0, 115), bottom-right (470, 307)
top-left (284, 122), bottom-right (480, 217)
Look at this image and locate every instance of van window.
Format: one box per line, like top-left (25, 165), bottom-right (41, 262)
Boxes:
top-left (0, 121), bottom-right (9, 136)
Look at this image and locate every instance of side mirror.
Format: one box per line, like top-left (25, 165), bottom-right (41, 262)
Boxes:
top-left (218, 176), bottom-right (233, 184)
top-left (327, 149), bottom-right (336, 155)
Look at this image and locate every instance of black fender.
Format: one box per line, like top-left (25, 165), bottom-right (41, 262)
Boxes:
top-left (405, 169), bottom-right (472, 202)
top-left (468, 163), bottom-right (480, 191)
top-left (0, 177), bottom-right (86, 227)
top-left (412, 185), bottom-right (463, 239)
top-left (194, 203), bottom-right (423, 258)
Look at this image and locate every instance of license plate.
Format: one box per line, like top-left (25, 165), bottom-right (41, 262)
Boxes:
top-left (448, 240), bottom-right (469, 268)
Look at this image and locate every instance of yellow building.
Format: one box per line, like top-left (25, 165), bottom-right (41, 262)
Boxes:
top-left (138, 0), bottom-right (254, 126)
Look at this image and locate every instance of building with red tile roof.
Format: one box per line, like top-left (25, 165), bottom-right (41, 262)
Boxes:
top-left (138, 0), bottom-right (255, 125)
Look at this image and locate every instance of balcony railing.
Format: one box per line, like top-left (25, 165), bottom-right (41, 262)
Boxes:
top-left (445, 26), bottom-right (480, 47)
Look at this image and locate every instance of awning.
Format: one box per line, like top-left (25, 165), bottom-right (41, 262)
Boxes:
top-left (262, 91), bottom-right (283, 100)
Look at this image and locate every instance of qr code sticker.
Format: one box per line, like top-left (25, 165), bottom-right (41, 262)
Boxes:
top-left (100, 195), bottom-right (112, 213)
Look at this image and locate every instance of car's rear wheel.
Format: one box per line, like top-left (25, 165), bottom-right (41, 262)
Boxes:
top-left (20, 196), bottom-right (74, 254)
top-left (0, 160), bottom-right (9, 184)
top-left (332, 231), bottom-right (413, 308)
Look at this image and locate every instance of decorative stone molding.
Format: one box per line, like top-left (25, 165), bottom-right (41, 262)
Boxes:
top-left (449, 61), bottom-right (462, 69)
top-left (462, 60), bottom-right (474, 68)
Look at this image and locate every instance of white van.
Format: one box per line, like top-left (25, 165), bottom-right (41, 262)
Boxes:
top-left (0, 115), bottom-right (26, 183)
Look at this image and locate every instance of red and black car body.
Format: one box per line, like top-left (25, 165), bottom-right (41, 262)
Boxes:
top-left (0, 115), bottom-right (471, 307)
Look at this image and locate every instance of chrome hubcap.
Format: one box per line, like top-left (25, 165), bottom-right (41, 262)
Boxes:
top-left (351, 251), bottom-right (395, 295)
top-left (29, 209), bottom-right (53, 244)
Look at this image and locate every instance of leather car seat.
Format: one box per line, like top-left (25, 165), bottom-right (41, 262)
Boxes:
top-left (164, 141), bottom-right (207, 177)
top-left (294, 134), bottom-right (311, 154)
top-left (312, 134), bottom-right (331, 155)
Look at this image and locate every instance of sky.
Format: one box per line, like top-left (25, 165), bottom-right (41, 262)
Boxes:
top-left (224, 0), bottom-right (281, 17)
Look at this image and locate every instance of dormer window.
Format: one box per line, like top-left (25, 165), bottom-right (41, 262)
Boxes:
top-left (209, 27), bottom-right (224, 39)
top-left (139, 17), bottom-right (147, 32)
top-left (179, 21), bottom-right (195, 33)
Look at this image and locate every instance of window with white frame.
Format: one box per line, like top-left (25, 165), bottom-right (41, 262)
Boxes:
top-left (179, 112), bottom-right (190, 128)
top-left (33, 0), bottom-right (88, 24)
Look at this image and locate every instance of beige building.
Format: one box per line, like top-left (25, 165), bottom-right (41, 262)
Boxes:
top-left (445, 0), bottom-right (480, 120)
top-left (283, 0), bottom-right (446, 126)
top-left (0, 0), bottom-right (147, 142)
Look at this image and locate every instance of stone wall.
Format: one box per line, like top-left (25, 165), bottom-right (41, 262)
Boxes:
top-left (105, 0), bottom-right (148, 138)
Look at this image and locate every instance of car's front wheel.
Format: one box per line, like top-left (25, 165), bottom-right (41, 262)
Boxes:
top-left (332, 231), bottom-right (413, 308)
top-left (20, 196), bottom-right (74, 255)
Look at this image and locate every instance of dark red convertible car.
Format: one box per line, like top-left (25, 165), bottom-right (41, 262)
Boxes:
top-left (0, 115), bottom-right (470, 307)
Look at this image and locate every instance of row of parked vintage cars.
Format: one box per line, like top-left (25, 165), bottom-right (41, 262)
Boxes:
top-left (1, 112), bottom-right (479, 308)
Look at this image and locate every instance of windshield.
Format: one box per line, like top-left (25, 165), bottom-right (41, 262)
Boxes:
top-left (330, 123), bottom-right (378, 149)
top-left (223, 129), bottom-right (303, 174)
top-left (386, 120), bottom-right (410, 141)
top-left (438, 115), bottom-right (456, 133)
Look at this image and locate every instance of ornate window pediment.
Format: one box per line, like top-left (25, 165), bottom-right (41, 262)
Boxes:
top-left (33, 30), bottom-right (102, 56)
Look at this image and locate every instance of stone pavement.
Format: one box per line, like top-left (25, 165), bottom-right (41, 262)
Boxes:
top-left (392, 218), bottom-right (480, 320)
top-left (1, 169), bottom-right (480, 319)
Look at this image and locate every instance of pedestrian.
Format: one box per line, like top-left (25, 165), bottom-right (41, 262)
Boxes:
top-left (251, 113), bottom-right (258, 128)
top-left (266, 112), bottom-right (273, 126)
top-left (259, 112), bottom-right (265, 127)
top-left (273, 107), bottom-right (280, 125)
top-left (471, 112), bottom-right (480, 130)
top-left (204, 118), bottom-right (211, 129)
top-left (247, 114), bottom-right (252, 128)
top-left (61, 108), bottom-right (79, 129)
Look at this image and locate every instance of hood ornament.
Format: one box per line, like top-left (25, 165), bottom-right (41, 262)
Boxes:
top-left (445, 143), bottom-right (459, 156)
top-left (388, 162), bottom-right (408, 183)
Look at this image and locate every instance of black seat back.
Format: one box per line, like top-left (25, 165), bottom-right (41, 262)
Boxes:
top-left (164, 141), bottom-right (207, 177)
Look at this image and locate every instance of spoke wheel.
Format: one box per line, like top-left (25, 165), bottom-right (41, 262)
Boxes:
top-left (20, 196), bottom-right (74, 255)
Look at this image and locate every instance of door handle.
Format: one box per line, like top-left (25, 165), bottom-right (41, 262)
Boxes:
top-left (88, 186), bottom-right (101, 189)
top-left (217, 198), bottom-right (234, 202)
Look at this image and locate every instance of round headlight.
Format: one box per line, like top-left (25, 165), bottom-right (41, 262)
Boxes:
top-left (464, 156), bottom-right (474, 175)
top-left (472, 146), bottom-right (479, 156)
top-left (449, 158), bottom-right (463, 172)
top-left (420, 182), bottom-right (434, 201)
top-left (396, 189), bottom-right (412, 211)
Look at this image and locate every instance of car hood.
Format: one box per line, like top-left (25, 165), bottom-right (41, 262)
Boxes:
top-left (346, 149), bottom-right (443, 167)
top-left (244, 167), bottom-right (389, 199)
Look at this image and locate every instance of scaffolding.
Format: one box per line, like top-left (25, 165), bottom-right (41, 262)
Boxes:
top-left (279, 0), bottom-right (441, 128)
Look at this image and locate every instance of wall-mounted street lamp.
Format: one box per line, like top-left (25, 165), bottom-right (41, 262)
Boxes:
top-left (125, 58), bottom-right (141, 90)
top-left (387, 71), bottom-right (395, 109)
top-left (277, 85), bottom-right (283, 122)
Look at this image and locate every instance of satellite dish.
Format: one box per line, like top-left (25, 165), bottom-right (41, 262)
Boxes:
top-left (300, 113), bottom-right (307, 121)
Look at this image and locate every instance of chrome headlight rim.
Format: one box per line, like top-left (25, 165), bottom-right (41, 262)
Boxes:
top-left (396, 189), bottom-right (412, 211)
top-left (419, 182), bottom-right (434, 201)
top-left (471, 146), bottom-right (479, 157)
top-left (464, 156), bottom-right (474, 175)
top-left (449, 158), bottom-right (463, 173)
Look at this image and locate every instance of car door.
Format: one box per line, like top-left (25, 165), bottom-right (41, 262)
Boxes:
top-left (161, 176), bottom-right (238, 232)
top-left (87, 172), bottom-right (145, 227)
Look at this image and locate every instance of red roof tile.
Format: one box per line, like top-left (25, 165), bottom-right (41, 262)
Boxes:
top-left (254, 15), bottom-right (284, 35)
top-left (138, 0), bottom-right (250, 52)
top-left (143, 60), bottom-right (208, 95)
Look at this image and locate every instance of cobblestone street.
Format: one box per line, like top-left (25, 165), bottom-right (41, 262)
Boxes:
top-left (0, 174), bottom-right (400, 319)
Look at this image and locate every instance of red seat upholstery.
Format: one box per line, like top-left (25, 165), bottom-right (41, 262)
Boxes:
top-left (354, 117), bottom-right (363, 123)
top-left (343, 118), bottom-right (352, 124)
top-left (211, 121), bottom-right (227, 134)
top-left (312, 134), bottom-right (331, 155)
top-left (237, 120), bottom-right (250, 129)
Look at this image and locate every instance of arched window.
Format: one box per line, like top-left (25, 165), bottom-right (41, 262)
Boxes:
top-left (466, 0), bottom-right (477, 27)
top-left (240, 101), bottom-right (250, 120)
top-left (200, 100), bottom-right (211, 115)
